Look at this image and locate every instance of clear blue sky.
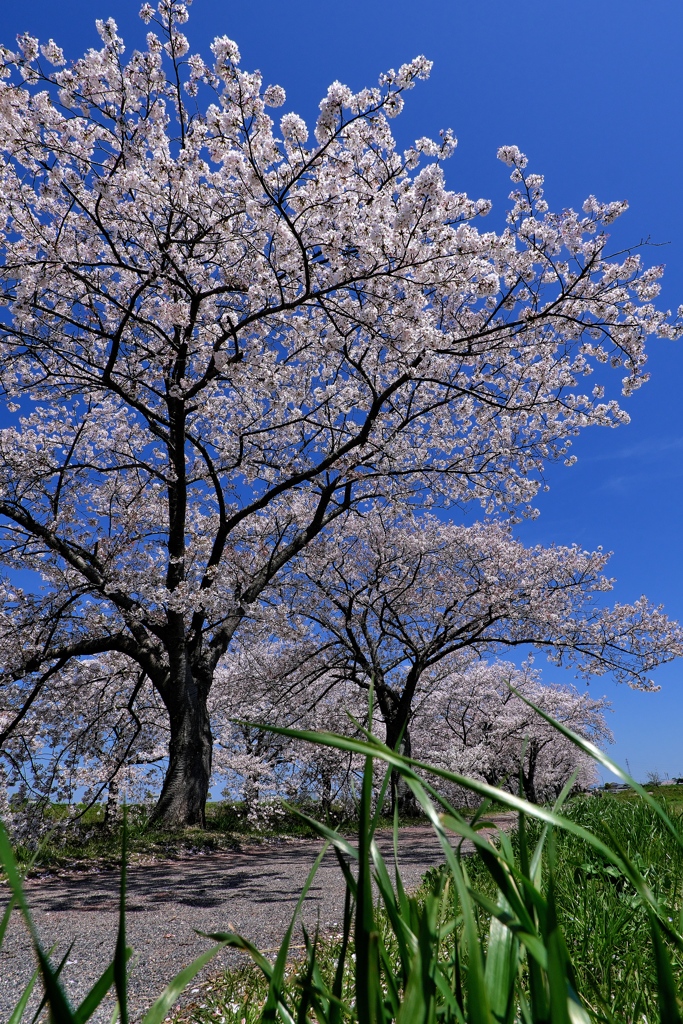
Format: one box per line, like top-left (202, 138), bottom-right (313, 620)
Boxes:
top-left (1, 0), bottom-right (681, 783)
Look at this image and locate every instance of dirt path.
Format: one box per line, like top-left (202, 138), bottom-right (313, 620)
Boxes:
top-left (0, 817), bottom-right (512, 1022)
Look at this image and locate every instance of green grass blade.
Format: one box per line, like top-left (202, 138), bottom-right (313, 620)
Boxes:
top-left (434, 963), bottom-right (466, 1024)
top-left (376, 939), bottom-right (402, 1020)
top-left (469, 890), bottom-right (547, 970)
top-left (544, 832), bottom-right (572, 1024)
top-left (440, 795), bottom-right (672, 939)
top-left (245, 720), bottom-right (643, 858)
top-left (0, 822), bottom-right (40, 943)
top-left (114, 809), bottom-right (128, 1024)
top-left (74, 950), bottom-right (133, 1024)
top-left (366, 929), bottom-right (386, 1024)
top-left (509, 686), bottom-right (682, 841)
top-left (396, 940), bottom-right (427, 1024)
top-left (211, 844), bottom-right (333, 1024)
top-left (484, 893), bottom-right (517, 1024)
top-left (29, 940), bottom-right (76, 1024)
top-left (355, 752), bottom-right (380, 1024)
top-left (527, 773), bottom-right (576, 885)
top-left (0, 893), bottom-right (16, 948)
top-left (392, 803), bottom-right (411, 923)
top-left (282, 804), bottom-right (358, 861)
top-left (368, 761), bottom-right (393, 838)
top-left (0, 822), bottom-right (77, 1022)
top-left (296, 921), bottom-right (342, 1024)
top-left (8, 965), bottom-right (40, 1024)
top-left (648, 911), bottom-right (683, 1024)
top-left (202, 929), bottom-right (276, 979)
top-left (2, 823), bottom-right (52, 1024)
top-left (567, 991), bottom-right (592, 1024)
top-left (452, 859), bottom-right (494, 1024)
top-left (415, 892), bottom-right (440, 1024)
top-left (261, 841), bottom-right (329, 1022)
top-left (295, 923), bottom-right (318, 1024)
top-left (370, 838), bottom-right (414, 978)
top-left (518, 989), bottom-right (533, 1024)
top-left (520, 833), bottom-right (548, 1024)
top-left (139, 941), bottom-right (230, 1024)
top-left (33, 946), bottom-right (78, 1024)
top-left (437, 817), bottom-right (540, 940)
top-left (332, 844), bottom-right (359, 901)
top-left (406, 783), bottom-right (493, 1024)
top-left (329, 886), bottom-right (353, 1024)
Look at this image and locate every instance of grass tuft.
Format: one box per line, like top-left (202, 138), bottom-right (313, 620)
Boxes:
top-left (4, 698), bottom-right (683, 1022)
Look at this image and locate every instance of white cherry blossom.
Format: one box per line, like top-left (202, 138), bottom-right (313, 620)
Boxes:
top-left (268, 512), bottom-right (681, 811)
top-left (0, 1), bottom-right (678, 825)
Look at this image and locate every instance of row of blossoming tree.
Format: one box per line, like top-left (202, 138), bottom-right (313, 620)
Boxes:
top-left (0, 0), bottom-right (681, 830)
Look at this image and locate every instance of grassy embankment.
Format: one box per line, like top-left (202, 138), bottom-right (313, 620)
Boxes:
top-left (5, 737), bottom-right (683, 1024)
top-left (166, 789), bottom-right (683, 1023)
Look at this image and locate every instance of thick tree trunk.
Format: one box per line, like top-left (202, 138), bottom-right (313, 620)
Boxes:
top-left (521, 738), bottom-right (539, 805)
top-left (150, 668), bottom-right (213, 828)
top-left (385, 718), bottom-right (419, 817)
top-left (321, 766), bottom-right (333, 816)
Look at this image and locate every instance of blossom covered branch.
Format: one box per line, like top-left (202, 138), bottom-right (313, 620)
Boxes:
top-left (0, 0), bottom-right (678, 824)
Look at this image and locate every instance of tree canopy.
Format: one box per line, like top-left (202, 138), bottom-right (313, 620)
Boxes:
top-left (0, 1), bottom-right (678, 824)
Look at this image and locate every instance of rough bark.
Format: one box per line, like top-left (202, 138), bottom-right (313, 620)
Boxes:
top-left (521, 738), bottom-right (539, 806)
top-left (385, 717), bottom-right (419, 817)
top-left (375, 668), bottom-right (421, 818)
top-left (150, 666), bottom-right (213, 828)
top-left (321, 766), bottom-right (333, 816)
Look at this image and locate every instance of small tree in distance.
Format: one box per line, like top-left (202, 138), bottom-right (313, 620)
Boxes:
top-left (411, 660), bottom-right (613, 806)
top-left (266, 512), bottom-right (681, 811)
top-left (0, 0), bottom-right (678, 826)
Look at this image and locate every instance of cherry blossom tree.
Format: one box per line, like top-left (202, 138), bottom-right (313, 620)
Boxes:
top-left (0, 0), bottom-right (678, 825)
top-left (209, 643), bottom-right (611, 813)
top-left (211, 640), bottom-right (368, 820)
top-left (411, 659), bottom-right (612, 805)
top-left (0, 648), bottom-right (168, 833)
top-left (273, 512), bottom-right (681, 811)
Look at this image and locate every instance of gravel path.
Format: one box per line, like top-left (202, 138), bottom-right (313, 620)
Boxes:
top-left (0, 818), bottom-right (512, 1022)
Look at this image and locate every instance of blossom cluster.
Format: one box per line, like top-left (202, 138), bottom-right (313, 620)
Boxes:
top-left (0, 2), bottom-right (679, 823)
